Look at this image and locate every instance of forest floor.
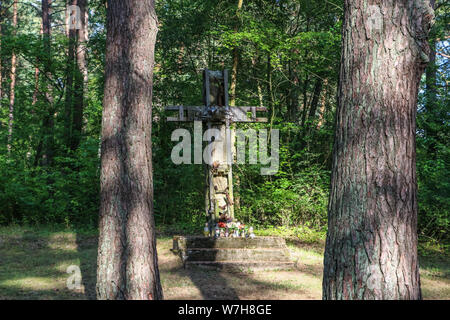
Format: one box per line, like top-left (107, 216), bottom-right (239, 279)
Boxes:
top-left (0, 226), bottom-right (449, 300)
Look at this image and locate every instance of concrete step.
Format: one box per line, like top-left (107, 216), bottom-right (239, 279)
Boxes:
top-left (173, 236), bottom-right (287, 250)
top-left (185, 261), bottom-right (295, 271)
top-left (185, 248), bottom-right (291, 262)
top-left (172, 236), bottom-right (294, 272)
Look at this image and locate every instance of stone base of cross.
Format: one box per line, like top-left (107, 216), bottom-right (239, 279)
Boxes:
top-left (166, 69), bottom-right (267, 225)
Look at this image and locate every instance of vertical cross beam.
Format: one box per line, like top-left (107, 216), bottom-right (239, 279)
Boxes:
top-left (203, 69), bottom-right (234, 224)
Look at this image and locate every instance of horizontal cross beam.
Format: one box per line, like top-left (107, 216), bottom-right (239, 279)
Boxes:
top-left (165, 106), bottom-right (268, 123)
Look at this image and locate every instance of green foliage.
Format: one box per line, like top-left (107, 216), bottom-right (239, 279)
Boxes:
top-left (417, 155), bottom-right (450, 240)
top-left (0, 138), bottom-right (100, 228)
top-left (0, 0), bottom-right (447, 247)
top-left (236, 124), bottom-right (331, 230)
top-left (416, 2), bottom-right (450, 242)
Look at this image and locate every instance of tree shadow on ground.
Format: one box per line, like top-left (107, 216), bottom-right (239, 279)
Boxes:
top-left (75, 233), bottom-right (98, 300)
top-left (181, 265), bottom-right (240, 300)
top-left (75, 234), bottom-right (239, 300)
top-left (0, 230), bottom-right (95, 300)
top-left (163, 263), bottom-right (316, 300)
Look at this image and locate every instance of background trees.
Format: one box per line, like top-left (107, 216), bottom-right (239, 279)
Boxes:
top-left (0, 0), bottom-right (447, 248)
top-left (416, 0), bottom-right (450, 241)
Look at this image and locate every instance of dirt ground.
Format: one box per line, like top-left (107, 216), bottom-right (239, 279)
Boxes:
top-left (0, 230), bottom-right (448, 300)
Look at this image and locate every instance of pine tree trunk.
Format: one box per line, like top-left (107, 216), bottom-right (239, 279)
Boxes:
top-left (97, 0), bottom-right (162, 300)
top-left (0, 0), bottom-right (3, 102)
top-left (41, 0), bottom-right (54, 166)
top-left (267, 54), bottom-right (273, 114)
top-left (64, 0), bottom-right (76, 149)
top-left (30, 27), bottom-right (40, 160)
top-left (251, 51), bottom-right (264, 109)
top-left (323, 0), bottom-right (434, 300)
top-left (31, 23), bottom-right (43, 113)
top-left (424, 0), bottom-right (438, 157)
top-left (300, 74), bottom-right (309, 126)
top-left (71, 0), bottom-right (88, 151)
top-left (307, 77), bottom-right (323, 123)
top-left (317, 78), bottom-right (328, 129)
top-left (230, 0), bottom-right (243, 107)
top-left (289, 67), bottom-right (299, 121)
top-left (7, 0), bottom-right (18, 155)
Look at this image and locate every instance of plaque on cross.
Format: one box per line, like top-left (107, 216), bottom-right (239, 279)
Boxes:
top-left (166, 69), bottom-right (267, 225)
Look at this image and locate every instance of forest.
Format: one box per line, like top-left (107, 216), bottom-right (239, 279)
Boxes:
top-left (0, 0), bottom-right (448, 301)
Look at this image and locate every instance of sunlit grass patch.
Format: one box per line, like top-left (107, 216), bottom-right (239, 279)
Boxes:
top-left (0, 226), bottom-right (448, 300)
top-left (1, 276), bottom-right (64, 291)
top-left (255, 225), bottom-right (326, 244)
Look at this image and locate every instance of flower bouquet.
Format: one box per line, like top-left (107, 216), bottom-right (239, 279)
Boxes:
top-left (217, 221), bottom-right (227, 238)
top-left (211, 219), bottom-right (255, 238)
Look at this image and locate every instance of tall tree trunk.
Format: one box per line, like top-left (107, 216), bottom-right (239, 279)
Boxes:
top-left (41, 0), bottom-right (54, 166)
top-left (0, 0), bottom-right (3, 102)
top-left (251, 51), bottom-right (263, 109)
top-left (424, 0), bottom-right (438, 157)
top-left (300, 74), bottom-right (309, 126)
top-left (31, 23), bottom-right (43, 113)
top-left (97, 0), bottom-right (162, 300)
top-left (267, 54), bottom-right (273, 115)
top-left (230, 0), bottom-right (243, 107)
top-left (64, 0), bottom-right (76, 149)
top-left (300, 18), bottom-right (311, 126)
top-left (307, 77), bottom-right (323, 123)
top-left (30, 21), bottom-right (41, 161)
top-left (289, 65), bottom-right (299, 121)
top-left (7, 0), bottom-right (18, 155)
top-left (71, 0), bottom-right (88, 151)
top-left (64, 0), bottom-right (88, 151)
top-left (317, 78), bottom-right (328, 129)
top-left (425, 0), bottom-right (437, 98)
top-left (323, 1), bottom-right (434, 300)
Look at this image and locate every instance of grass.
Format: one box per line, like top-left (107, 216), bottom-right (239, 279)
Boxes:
top-left (0, 225), bottom-right (448, 300)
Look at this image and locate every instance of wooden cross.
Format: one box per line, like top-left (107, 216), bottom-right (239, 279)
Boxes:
top-left (166, 69), bottom-right (267, 224)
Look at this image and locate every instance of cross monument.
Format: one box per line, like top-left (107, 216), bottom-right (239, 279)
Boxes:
top-left (166, 69), bottom-right (267, 225)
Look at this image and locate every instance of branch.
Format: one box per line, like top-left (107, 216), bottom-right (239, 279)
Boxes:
top-left (324, 0), bottom-right (342, 11)
top-left (435, 0), bottom-right (449, 11)
top-left (437, 52), bottom-right (450, 59)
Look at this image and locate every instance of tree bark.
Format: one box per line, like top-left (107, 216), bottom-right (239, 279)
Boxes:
top-left (0, 0), bottom-right (3, 102)
top-left (300, 18), bottom-right (311, 126)
top-left (300, 73), bottom-right (309, 126)
top-left (64, 0), bottom-right (76, 149)
top-left (41, 0), bottom-right (54, 166)
top-left (7, 0), bottom-right (18, 155)
top-left (64, 0), bottom-right (88, 152)
top-left (289, 66), bottom-right (299, 121)
top-left (317, 78), bottom-right (328, 129)
top-left (71, 0), bottom-right (88, 151)
top-left (97, 0), bottom-right (163, 300)
top-left (323, 0), bottom-right (434, 300)
top-left (32, 51), bottom-right (40, 107)
top-left (230, 0), bottom-right (243, 107)
top-left (251, 50), bottom-right (264, 109)
top-left (307, 77), bottom-right (323, 123)
top-left (423, 0), bottom-right (438, 157)
top-left (267, 54), bottom-right (273, 115)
